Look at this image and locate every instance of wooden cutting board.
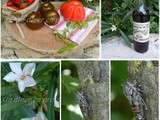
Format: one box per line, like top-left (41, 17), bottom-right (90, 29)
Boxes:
top-left (4, 2), bottom-right (98, 55)
top-left (5, 22), bottom-right (68, 54)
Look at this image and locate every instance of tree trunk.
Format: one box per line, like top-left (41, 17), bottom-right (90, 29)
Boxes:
top-left (74, 61), bottom-right (109, 120)
top-left (128, 61), bottom-right (159, 120)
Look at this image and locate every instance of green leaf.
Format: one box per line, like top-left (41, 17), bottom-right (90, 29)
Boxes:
top-left (81, 21), bottom-right (88, 28)
top-left (101, 28), bottom-right (111, 34)
top-left (62, 76), bottom-right (79, 93)
top-left (1, 86), bottom-right (18, 96)
top-left (86, 14), bottom-right (98, 22)
top-left (121, 3), bottom-right (127, 9)
top-left (2, 101), bottom-right (26, 112)
top-left (1, 63), bottom-right (10, 78)
top-left (122, 10), bottom-right (133, 22)
top-left (119, 29), bottom-right (132, 47)
top-left (1, 105), bottom-right (36, 120)
top-left (66, 22), bottom-right (76, 29)
top-left (101, 21), bottom-right (109, 26)
top-left (58, 43), bottom-right (76, 54)
top-left (62, 86), bottom-right (77, 105)
top-left (34, 63), bottom-right (59, 78)
top-left (18, 105), bottom-right (36, 117)
top-left (47, 70), bottom-right (58, 120)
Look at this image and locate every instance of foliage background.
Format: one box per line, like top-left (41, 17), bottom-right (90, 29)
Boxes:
top-left (101, 0), bottom-right (159, 42)
top-left (1, 62), bottom-right (60, 120)
top-left (61, 61), bottom-right (84, 120)
top-left (111, 61), bottom-right (135, 120)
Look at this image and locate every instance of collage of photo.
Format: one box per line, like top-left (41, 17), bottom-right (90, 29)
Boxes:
top-left (1, 0), bottom-right (159, 120)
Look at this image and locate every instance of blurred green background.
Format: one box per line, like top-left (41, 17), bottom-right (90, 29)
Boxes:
top-left (111, 61), bottom-right (135, 120)
top-left (61, 61), bottom-right (84, 120)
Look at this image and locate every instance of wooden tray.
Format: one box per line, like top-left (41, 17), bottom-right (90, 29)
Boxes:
top-left (5, 21), bottom-right (75, 54)
top-left (4, 2), bottom-right (98, 55)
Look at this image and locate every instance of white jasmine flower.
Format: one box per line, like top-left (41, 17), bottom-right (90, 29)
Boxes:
top-left (21, 111), bottom-right (47, 120)
top-left (110, 25), bottom-right (117, 31)
top-left (63, 69), bottom-right (71, 76)
top-left (54, 88), bottom-right (60, 108)
top-left (3, 63), bottom-right (36, 92)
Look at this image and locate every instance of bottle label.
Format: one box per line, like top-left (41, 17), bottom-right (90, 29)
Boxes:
top-left (133, 22), bottom-right (150, 43)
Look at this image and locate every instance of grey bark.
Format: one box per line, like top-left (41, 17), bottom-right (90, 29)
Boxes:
top-left (74, 61), bottom-right (109, 120)
top-left (128, 61), bottom-right (159, 120)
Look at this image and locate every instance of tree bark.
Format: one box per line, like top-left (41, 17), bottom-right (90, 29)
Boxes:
top-left (128, 61), bottom-right (159, 120)
top-left (74, 61), bottom-right (109, 120)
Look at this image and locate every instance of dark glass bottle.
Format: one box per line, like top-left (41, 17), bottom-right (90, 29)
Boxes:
top-left (132, 0), bottom-right (150, 53)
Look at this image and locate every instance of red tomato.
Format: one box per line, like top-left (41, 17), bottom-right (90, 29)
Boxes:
top-left (11, 0), bottom-right (21, 5)
top-left (27, 0), bottom-right (34, 3)
top-left (7, 1), bottom-right (14, 7)
top-left (19, 3), bottom-right (29, 9)
top-left (60, 1), bottom-right (85, 22)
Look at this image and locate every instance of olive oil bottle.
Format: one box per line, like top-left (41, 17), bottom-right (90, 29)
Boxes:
top-left (132, 0), bottom-right (150, 53)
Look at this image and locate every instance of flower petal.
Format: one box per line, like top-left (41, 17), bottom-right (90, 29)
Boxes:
top-left (54, 88), bottom-right (60, 108)
top-left (9, 63), bottom-right (23, 75)
top-left (23, 63), bottom-right (36, 76)
top-left (36, 112), bottom-right (47, 120)
top-left (24, 76), bottom-right (36, 87)
top-left (18, 81), bottom-right (26, 92)
top-left (3, 72), bottom-right (18, 82)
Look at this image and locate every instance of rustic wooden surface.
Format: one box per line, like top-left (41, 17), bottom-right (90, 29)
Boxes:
top-left (101, 34), bottom-right (159, 59)
top-left (1, 1), bottom-right (99, 59)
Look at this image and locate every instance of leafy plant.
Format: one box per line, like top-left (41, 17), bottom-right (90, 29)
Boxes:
top-left (1, 62), bottom-right (60, 120)
top-left (111, 61), bottom-right (134, 120)
top-left (101, 0), bottom-right (159, 43)
top-left (82, 0), bottom-right (99, 10)
top-left (61, 61), bottom-right (84, 120)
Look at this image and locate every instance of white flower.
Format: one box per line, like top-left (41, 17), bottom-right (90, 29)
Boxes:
top-left (3, 63), bottom-right (36, 92)
top-left (63, 69), bottom-right (71, 76)
top-left (54, 88), bottom-right (60, 108)
top-left (110, 25), bottom-right (117, 31)
top-left (21, 111), bottom-right (47, 120)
